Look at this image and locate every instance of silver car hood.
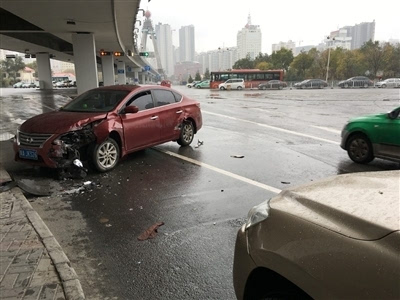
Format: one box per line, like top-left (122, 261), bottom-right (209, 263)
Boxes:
top-left (270, 170), bottom-right (400, 240)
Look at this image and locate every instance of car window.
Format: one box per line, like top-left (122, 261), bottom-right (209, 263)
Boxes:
top-left (152, 90), bottom-right (176, 107)
top-left (172, 91), bottom-right (182, 102)
top-left (126, 91), bottom-right (154, 111)
top-left (62, 89), bottom-right (130, 112)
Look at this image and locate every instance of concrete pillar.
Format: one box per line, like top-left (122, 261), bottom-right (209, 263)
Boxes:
top-left (72, 33), bottom-right (98, 94)
top-left (36, 53), bottom-right (52, 89)
top-left (117, 61), bottom-right (126, 85)
top-left (134, 71), bottom-right (139, 84)
top-left (141, 73), bottom-right (146, 84)
top-left (101, 55), bottom-right (115, 86)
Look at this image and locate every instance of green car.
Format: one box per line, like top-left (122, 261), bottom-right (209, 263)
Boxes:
top-left (195, 80), bottom-right (210, 89)
top-left (341, 107), bottom-right (400, 163)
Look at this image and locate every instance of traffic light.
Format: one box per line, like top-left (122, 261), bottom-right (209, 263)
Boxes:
top-left (139, 52), bottom-right (149, 57)
top-left (100, 50), bottom-right (111, 56)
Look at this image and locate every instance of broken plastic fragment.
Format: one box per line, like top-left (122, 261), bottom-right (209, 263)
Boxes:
top-left (194, 139), bottom-right (204, 148)
top-left (281, 181), bottom-right (291, 184)
top-left (73, 159), bottom-right (83, 168)
top-left (137, 222), bottom-right (165, 241)
top-left (84, 181), bottom-right (92, 185)
top-left (230, 155), bottom-right (245, 158)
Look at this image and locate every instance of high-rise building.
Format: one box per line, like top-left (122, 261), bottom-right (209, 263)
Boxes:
top-left (342, 20), bottom-right (375, 50)
top-left (237, 14), bottom-right (261, 60)
top-left (155, 23), bottom-right (174, 76)
top-left (179, 25), bottom-right (195, 62)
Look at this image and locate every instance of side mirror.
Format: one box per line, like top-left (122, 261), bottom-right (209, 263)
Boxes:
top-left (124, 105), bottom-right (139, 114)
top-left (388, 108), bottom-right (400, 120)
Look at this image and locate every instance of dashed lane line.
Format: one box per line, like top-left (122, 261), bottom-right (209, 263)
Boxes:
top-left (156, 148), bottom-right (282, 194)
top-left (202, 110), bottom-right (340, 145)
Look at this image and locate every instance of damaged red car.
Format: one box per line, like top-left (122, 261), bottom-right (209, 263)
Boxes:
top-left (14, 85), bottom-right (202, 172)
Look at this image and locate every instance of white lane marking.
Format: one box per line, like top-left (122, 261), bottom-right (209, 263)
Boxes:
top-left (156, 149), bottom-right (282, 194)
top-left (0, 133), bottom-right (14, 141)
top-left (311, 125), bottom-right (341, 134)
top-left (202, 110), bottom-right (340, 145)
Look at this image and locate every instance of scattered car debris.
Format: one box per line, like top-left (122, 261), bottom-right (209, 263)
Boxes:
top-left (0, 180), bottom-right (18, 193)
top-left (99, 217), bottom-right (109, 224)
top-left (281, 181), bottom-right (291, 184)
top-left (16, 179), bottom-right (52, 196)
top-left (105, 224), bottom-right (112, 228)
top-left (137, 222), bottom-right (165, 241)
top-left (195, 140), bottom-right (204, 148)
top-left (230, 155), bottom-right (245, 158)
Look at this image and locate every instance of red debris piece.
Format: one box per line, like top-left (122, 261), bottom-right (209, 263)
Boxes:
top-left (137, 222), bottom-right (165, 241)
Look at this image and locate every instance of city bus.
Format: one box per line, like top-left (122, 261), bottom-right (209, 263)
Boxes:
top-left (210, 69), bottom-right (284, 89)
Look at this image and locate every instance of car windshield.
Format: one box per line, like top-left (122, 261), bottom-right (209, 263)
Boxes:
top-left (61, 89), bottom-right (130, 112)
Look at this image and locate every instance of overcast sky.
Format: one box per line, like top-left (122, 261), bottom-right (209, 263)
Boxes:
top-left (140, 0), bottom-right (400, 54)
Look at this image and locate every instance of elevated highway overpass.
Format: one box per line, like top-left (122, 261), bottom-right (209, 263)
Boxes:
top-left (0, 0), bottom-right (159, 93)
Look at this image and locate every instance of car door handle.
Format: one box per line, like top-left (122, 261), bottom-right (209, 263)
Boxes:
top-left (150, 116), bottom-right (158, 120)
top-left (176, 110), bottom-right (183, 114)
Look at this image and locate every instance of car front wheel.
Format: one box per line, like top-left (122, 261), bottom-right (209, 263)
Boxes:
top-left (220, 86), bottom-right (225, 90)
top-left (177, 121), bottom-right (194, 146)
top-left (347, 134), bottom-right (374, 164)
top-left (91, 138), bottom-right (120, 172)
top-left (237, 86), bottom-right (243, 90)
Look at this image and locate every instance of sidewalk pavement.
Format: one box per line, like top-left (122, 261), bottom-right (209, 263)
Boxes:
top-left (0, 165), bottom-right (85, 300)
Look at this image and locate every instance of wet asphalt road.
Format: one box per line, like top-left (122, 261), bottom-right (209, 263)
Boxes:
top-left (1, 86), bottom-right (399, 299)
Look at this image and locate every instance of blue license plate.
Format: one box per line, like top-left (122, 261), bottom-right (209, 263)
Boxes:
top-left (19, 149), bottom-right (38, 160)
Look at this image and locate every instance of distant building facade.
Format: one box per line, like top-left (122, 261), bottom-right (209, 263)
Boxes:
top-left (271, 40), bottom-right (296, 53)
top-left (174, 61), bottom-right (202, 82)
top-left (341, 20), bottom-right (375, 50)
top-left (51, 60), bottom-right (75, 73)
top-left (196, 47), bottom-right (238, 73)
top-left (155, 23), bottom-right (174, 76)
top-left (237, 14), bottom-right (261, 60)
top-left (179, 25), bottom-right (195, 62)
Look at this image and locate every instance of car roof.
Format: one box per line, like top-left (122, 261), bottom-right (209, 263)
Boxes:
top-left (269, 170), bottom-right (400, 241)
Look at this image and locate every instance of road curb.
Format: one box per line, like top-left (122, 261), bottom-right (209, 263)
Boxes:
top-left (1, 167), bottom-right (85, 300)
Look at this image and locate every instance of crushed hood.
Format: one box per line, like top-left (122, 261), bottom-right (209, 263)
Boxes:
top-left (270, 170), bottom-right (400, 241)
top-left (20, 111), bottom-right (107, 134)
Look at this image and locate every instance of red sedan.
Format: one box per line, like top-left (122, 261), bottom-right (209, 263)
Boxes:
top-left (14, 85), bottom-right (202, 172)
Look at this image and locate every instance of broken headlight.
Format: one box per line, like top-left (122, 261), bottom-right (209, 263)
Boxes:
top-left (245, 200), bottom-right (270, 230)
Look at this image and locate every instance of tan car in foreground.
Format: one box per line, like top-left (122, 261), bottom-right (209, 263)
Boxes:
top-left (233, 171), bottom-right (400, 299)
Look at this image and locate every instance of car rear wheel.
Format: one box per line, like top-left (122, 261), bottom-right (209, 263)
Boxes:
top-left (347, 134), bottom-right (374, 164)
top-left (90, 138), bottom-right (120, 172)
top-left (237, 86), bottom-right (243, 90)
top-left (278, 86), bottom-right (283, 90)
top-left (363, 83), bottom-right (368, 88)
top-left (382, 84), bottom-right (387, 88)
top-left (177, 121), bottom-right (194, 146)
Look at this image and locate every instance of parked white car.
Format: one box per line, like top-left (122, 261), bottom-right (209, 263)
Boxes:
top-left (218, 79), bottom-right (245, 90)
top-left (375, 78), bottom-right (400, 88)
top-left (13, 82), bottom-right (23, 88)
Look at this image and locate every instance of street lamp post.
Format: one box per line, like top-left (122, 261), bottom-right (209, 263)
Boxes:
top-left (325, 37), bottom-right (335, 82)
